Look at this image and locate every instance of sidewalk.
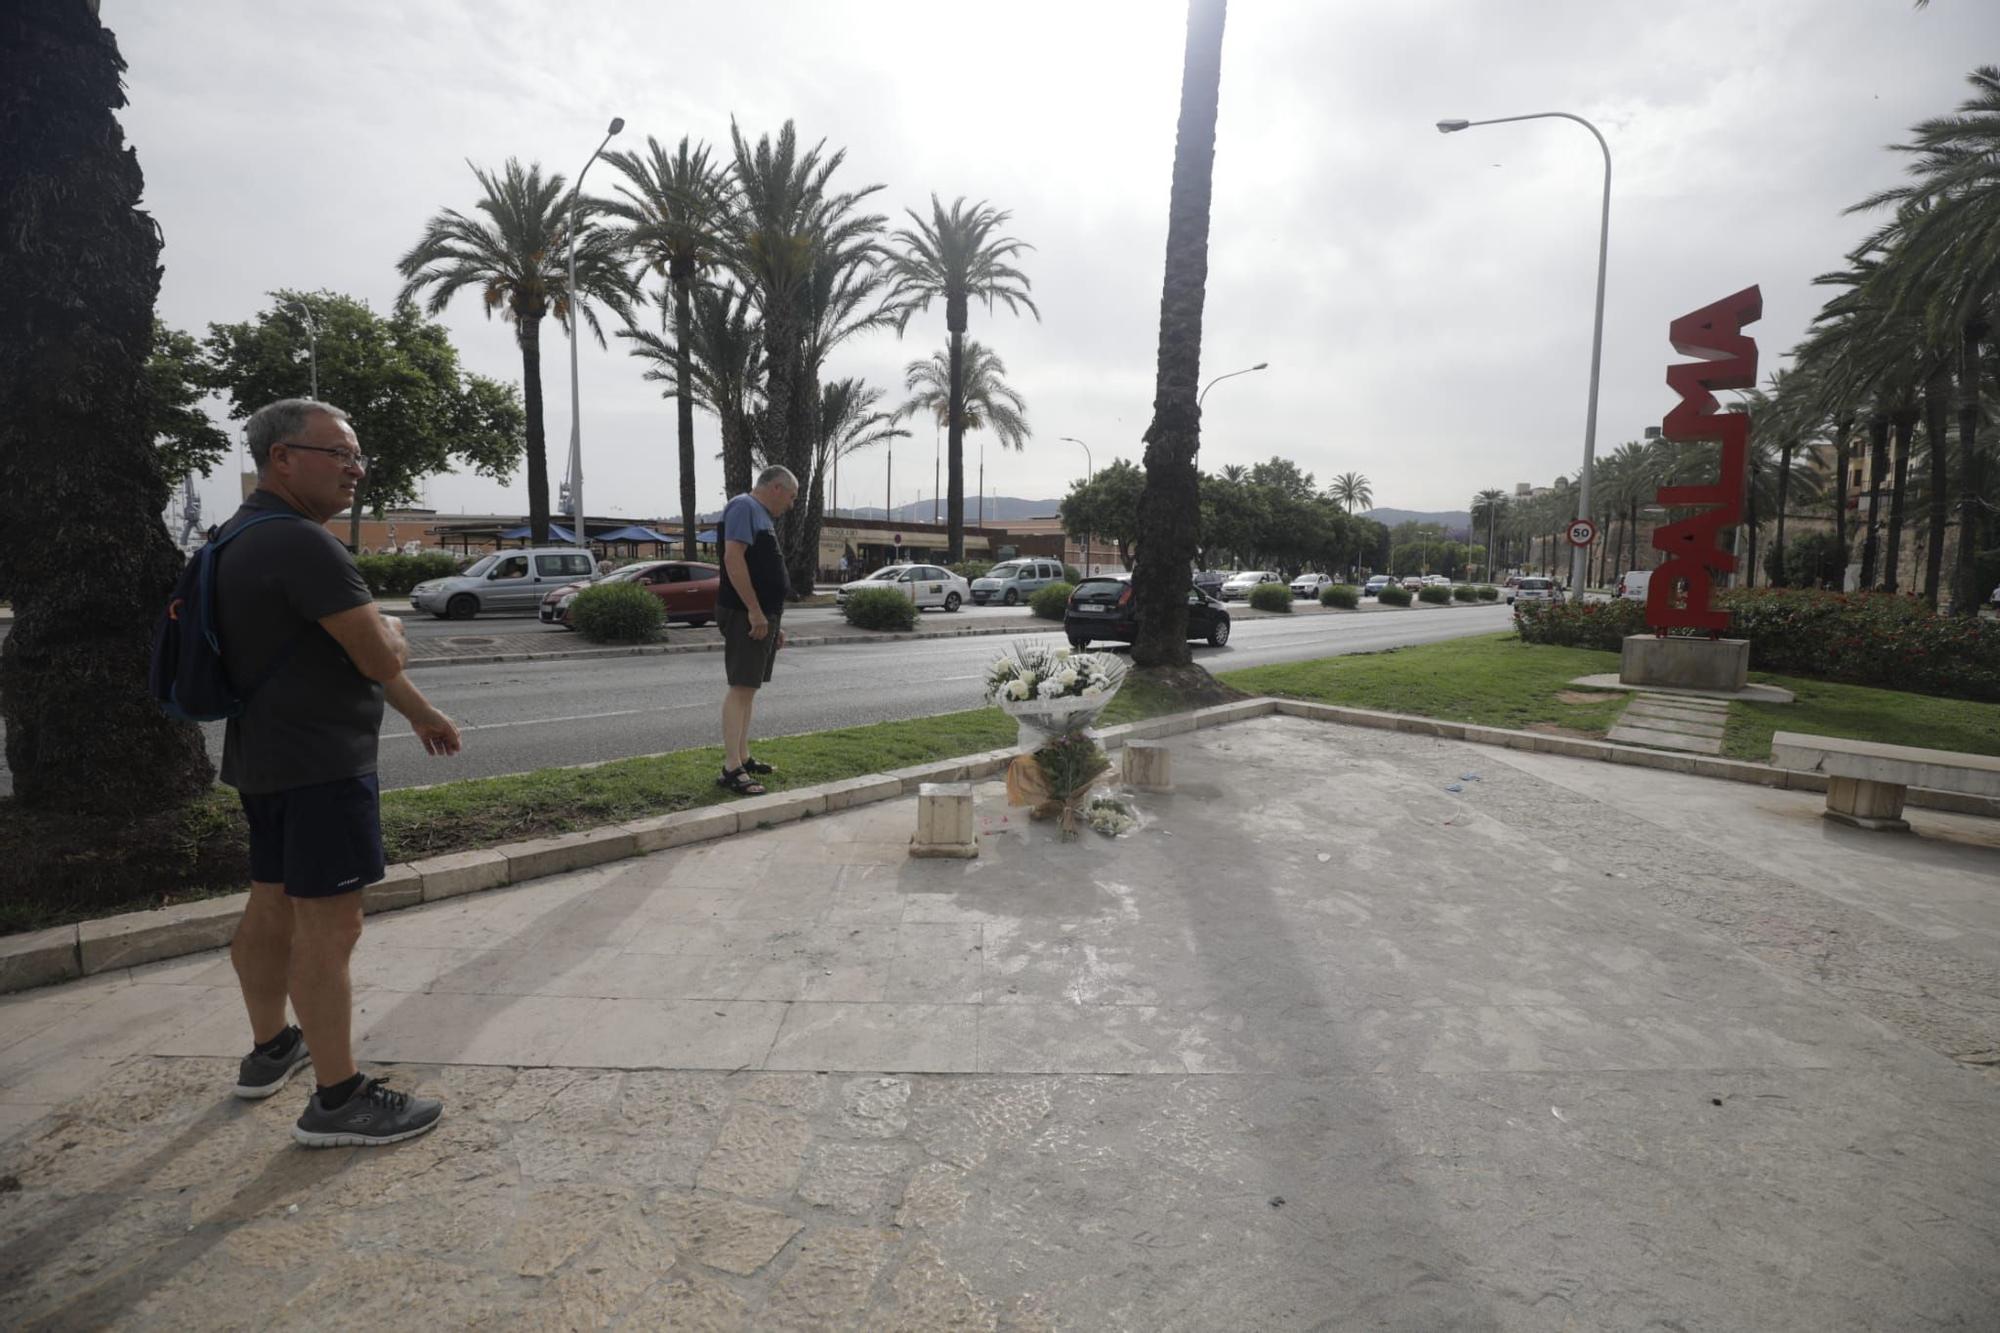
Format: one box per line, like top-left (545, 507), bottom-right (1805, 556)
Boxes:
top-left (2, 718), bottom-right (1996, 1327)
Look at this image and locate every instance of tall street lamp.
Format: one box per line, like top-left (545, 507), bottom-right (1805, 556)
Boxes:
top-left (1060, 435), bottom-right (1092, 575)
top-left (1438, 111), bottom-right (1610, 596)
top-left (1199, 361), bottom-right (1268, 408)
top-left (565, 115), bottom-right (624, 550)
top-left (282, 300), bottom-right (318, 400)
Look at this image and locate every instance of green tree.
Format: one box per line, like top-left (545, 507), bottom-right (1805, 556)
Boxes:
top-left (146, 320), bottom-right (228, 483)
top-left (897, 339), bottom-right (1031, 527)
top-left (396, 158), bottom-right (637, 544)
top-left (1327, 471), bottom-right (1372, 514)
top-left (1131, 0), bottom-right (1229, 667)
top-left (600, 135), bottom-right (734, 559)
top-left (888, 195), bottom-right (1039, 560)
top-left (619, 280), bottom-right (763, 498)
top-left (1471, 489), bottom-right (1507, 581)
top-left (206, 291), bottom-right (525, 549)
top-left (0, 0), bottom-right (212, 812)
top-left (1062, 459), bottom-right (1147, 569)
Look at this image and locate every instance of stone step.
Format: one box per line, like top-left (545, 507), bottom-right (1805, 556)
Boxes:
top-left (1635, 693), bottom-right (1729, 714)
top-left (1605, 723), bottom-right (1723, 754)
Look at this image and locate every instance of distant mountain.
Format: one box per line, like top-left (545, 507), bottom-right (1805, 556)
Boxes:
top-left (1360, 508), bottom-right (1473, 541)
top-left (831, 496), bottom-right (1060, 524)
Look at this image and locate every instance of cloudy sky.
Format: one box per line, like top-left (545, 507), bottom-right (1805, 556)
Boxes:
top-left (113, 0), bottom-right (1998, 526)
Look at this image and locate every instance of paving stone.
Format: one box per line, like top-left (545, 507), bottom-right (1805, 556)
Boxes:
top-left (78, 893), bottom-right (246, 974)
top-left (503, 1183), bottom-right (638, 1277)
top-left (623, 1270), bottom-right (753, 1328)
top-left (897, 1161), bottom-right (973, 1229)
top-left (883, 1238), bottom-right (1002, 1332)
top-left (762, 1224), bottom-right (897, 1330)
top-left (655, 1194), bottom-right (803, 1277)
top-left (696, 1103), bottom-right (812, 1197)
top-left (797, 1141), bottom-right (915, 1215)
top-left (1605, 723), bottom-right (1722, 755)
top-left (0, 926), bottom-right (80, 994)
top-left (362, 864), bottom-right (424, 914)
top-left (839, 1075), bottom-right (912, 1138)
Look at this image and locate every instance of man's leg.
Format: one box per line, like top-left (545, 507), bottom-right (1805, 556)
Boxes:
top-left (722, 685), bottom-right (757, 771)
top-left (231, 881), bottom-right (294, 1044)
top-left (288, 893), bottom-right (364, 1088)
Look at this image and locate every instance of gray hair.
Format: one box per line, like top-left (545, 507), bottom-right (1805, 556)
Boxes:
top-left (755, 465), bottom-right (799, 492)
top-left (245, 398), bottom-right (350, 469)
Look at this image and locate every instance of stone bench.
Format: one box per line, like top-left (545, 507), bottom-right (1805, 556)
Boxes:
top-left (1770, 731), bottom-right (2000, 832)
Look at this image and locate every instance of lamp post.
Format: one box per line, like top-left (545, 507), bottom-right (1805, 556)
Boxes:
top-left (1437, 111), bottom-right (1610, 597)
top-left (1060, 435), bottom-right (1092, 575)
top-left (1198, 361), bottom-right (1268, 408)
top-left (564, 116), bottom-right (624, 550)
top-left (282, 301), bottom-right (318, 400)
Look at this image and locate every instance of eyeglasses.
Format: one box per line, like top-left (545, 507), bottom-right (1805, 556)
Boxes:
top-left (281, 443), bottom-right (370, 471)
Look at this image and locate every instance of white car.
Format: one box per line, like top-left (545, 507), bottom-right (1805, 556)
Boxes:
top-left (835, 563), bottom-right (968, 611)
top-left (1290, 573), bottom-right (1334, 598)
top-left (1507, 576), bottom-right (1565, 605)
top-left (1616, 570), bottom-right (1652, 602)
top-left (1219, 570), bottom-right (1280, 601)
top-left (1424, 574), bottom-right (1451, 587)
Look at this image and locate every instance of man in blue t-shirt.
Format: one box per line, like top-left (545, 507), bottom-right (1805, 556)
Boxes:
top-left (715, 466), bottom-right (799, 794)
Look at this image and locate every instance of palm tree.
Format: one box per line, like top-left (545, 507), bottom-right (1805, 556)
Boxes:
top-left (808, 378), bottom-right (907, 557)
top-left (0, 0), bottom-right (212, 813)
top-left (888, 196), bottom-right (1038, 558)
top-left (1327, 471), bottom-right (1373, 515)
top-left (897, 339), bottom-right (1031, 521)
top-left (619, 279), bottom-right (764, 501)
top-left (1130, 0), bottom-right (1229, 667)
top-left (1471, 489), bottom-right (1507, 580)
top-left (600, 136), bottom-right (733, 558)
top-left (397, 158), bottom-right (638, 543)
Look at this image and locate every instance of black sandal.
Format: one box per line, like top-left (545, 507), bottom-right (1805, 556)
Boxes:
top-left (742, 756), bottom-right (775, 775)
top-left (717, 767), bottom-right (767, 796)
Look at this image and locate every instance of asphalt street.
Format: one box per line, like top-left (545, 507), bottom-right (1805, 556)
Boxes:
top-left (0, 603), bottom-right (1513, 794)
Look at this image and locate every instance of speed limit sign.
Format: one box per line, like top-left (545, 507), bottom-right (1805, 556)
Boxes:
top-left (1566, 518), bottom-right (1598, 548)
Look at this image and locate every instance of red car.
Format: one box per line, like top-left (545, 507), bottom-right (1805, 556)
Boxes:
top-left (540, 560), bottom-right (720, 629)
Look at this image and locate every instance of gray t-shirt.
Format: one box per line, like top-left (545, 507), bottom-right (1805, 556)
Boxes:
top-left (216, 490), bottom-right (383, 794)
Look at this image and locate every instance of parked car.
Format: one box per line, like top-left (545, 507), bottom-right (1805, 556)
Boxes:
top-left (1192, 569), bottom-right (1228, 599)
top-left (540, 559), bottom-right (720, 629)
top-left (1363, 575), bottom-right (1392, 599)
top-left (836, 563), bottom-right (968, 611)
top-left (412, 547), bottom-right (598, 620)
top-left (1065, 575), bottom-right (1231, 649)
top-left (1424, 574), bottom-right (1451, 587)
top-left (1507, 576), bottom-right (1564, 605)
top-left (1290, 573), bottom-right (1334, 599)
top-left (1616, 570), bottom-right (1652, 602)
top-left (1399, 575), bottom-right (1426, 592)
top-left (1219, 570), bottom-right (1279, 601)
top-left (970, 557), bottom-right (1065, 606)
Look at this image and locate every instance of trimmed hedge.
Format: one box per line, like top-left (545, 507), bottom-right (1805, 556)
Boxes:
top-left (1248, 582), bottom-right (1293, 612)
top-left (1451, 585), bottom-right (1478, 602)
top-left (1514, 588), bottom-right (2000, 701)
top-left (1321, 584), bottom-right (1361, 609)
top-left (356, 551), bottom-right (464, 597)
top-left (843, 586), bottom-right (918, 631)
top-left (1063, 564), bottom-right (1082, 583)
top-left (1476, 585), bottom-right (1499, 601)
top-left (569, 581), bottom-right (665, 643)
top-left (949, 561), bottom-right (991, 581)
top-left (1030, 581), bottom-right (1074, 620)
top-left (1377, 585), bottom-right (1413, 607)
top-left (1417, 585), bottom-right (1452, 604)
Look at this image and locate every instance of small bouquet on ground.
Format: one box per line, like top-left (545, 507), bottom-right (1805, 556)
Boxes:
top-left (985, 643), bottom-right (1128, 838)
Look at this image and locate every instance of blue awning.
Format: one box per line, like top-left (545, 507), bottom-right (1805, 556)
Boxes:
top-left (696, 529), bottom-right (719, 544)
top-left (499, 524), bottom-right (576, 543)
top-left (595, 524), bottom-right (676, 544)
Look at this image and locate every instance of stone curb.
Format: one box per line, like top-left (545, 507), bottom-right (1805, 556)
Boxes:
top-left (8, 694), bottom-right (1994, 994)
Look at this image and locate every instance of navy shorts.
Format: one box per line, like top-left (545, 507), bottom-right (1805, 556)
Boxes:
top-left (240, 774), bottom-right (386, 898)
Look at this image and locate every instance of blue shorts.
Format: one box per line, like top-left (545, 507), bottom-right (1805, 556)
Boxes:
top-left (240, 774), bottom-right (386, 898)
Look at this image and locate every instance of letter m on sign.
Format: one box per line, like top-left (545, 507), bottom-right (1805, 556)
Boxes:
top-left (1648, 286), bottom-right (1761, 633)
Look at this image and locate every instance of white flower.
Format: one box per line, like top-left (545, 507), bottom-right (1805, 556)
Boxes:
top-left (1055, 668), bottom-right (1079, 689)
top-left (1003, 679), bottom-right (1032, 701)
top-left (1080, 684), bottom-right (1105, 699)
top-left (1036, 678), bottom-right (1065, 699)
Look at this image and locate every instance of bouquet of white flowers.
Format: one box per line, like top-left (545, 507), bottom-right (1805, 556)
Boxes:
top-left (983, 643), bottom-right (1128, 746)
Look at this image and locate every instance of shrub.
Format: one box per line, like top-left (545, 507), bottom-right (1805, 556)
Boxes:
top-left (1062, 563), bottom-right (1082, 584)
top-left (1417, 585), bottom-right (1452, 604)
top-left (1320, 584), bottom-right (1360, 609)
top-left (1030, 581), bottom-right (1074, 620)
top-left (1477, 585), bottom-right (1499, 601)
top-left (1377, 584), bottom-right (1413, 606)
top-left (950, 561), bottom-right (991, 581)
top-left (1248, 582), bottom-right (1293, 613)
top-left (843, 586), bottom-right (918, 631)
top-left (356, 551), bottom-right (464, 597)
top-left (569, 581), bottom-right (664, 643)
top-left (1451, 585), bottom-right (1478, 602)
top-left (1514, 587), bottom-right (2000, 701)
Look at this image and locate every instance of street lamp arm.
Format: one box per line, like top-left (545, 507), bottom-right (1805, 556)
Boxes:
top-left (1198, 361), bottom-right (1269, 407)
top-left (565, 117), bottom-right (624, 549)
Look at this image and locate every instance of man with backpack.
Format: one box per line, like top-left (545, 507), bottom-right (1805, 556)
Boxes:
top-left (213, 398), bottom-right (461, 1146)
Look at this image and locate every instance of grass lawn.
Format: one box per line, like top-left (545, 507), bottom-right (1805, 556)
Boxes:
top-left (1726, 677), bottom-right (2000, 762)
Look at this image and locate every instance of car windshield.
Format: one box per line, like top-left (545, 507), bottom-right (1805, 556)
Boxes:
top-left (461, 554), bottom-right (497, 577)
top-left (986, 562), bottom-right (1024, 578)
top-left (608, 564), bottom-right (660, 583)
top-left (1522, 579), bottom-right (1551, 589)
top-left (862, 567), bottom-right (907, 581)
top-left (1076, 578), bottom-right (1125, 596)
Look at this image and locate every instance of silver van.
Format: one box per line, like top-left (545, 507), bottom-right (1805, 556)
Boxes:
top-left (970, 557), bottom-right (1065, 606)
top-left (411, 547), bottom-right (598, 619)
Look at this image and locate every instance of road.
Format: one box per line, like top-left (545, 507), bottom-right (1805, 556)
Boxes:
top-left (0, 603), bottom-right (1514, 794)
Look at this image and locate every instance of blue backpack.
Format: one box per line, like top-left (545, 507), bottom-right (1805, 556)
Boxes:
top-left (148, 512), bottom-right (305, 722)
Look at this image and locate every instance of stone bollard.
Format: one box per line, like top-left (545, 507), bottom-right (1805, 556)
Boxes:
top-left (1122, 740), bottom-right (1173, 792)
top-left (910, 782), bottom-right (978, 859)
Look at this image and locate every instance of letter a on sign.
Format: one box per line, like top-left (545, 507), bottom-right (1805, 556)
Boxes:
top-left (1647, 287), bottom-right (1761, 633)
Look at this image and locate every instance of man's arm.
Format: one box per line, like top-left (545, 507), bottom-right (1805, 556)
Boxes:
top-left (319, 603), bottom-right (409, 682)
top-left (383, 673), bottom-right (461, 756)
top-left (723, 541), bottom-right (768, 639)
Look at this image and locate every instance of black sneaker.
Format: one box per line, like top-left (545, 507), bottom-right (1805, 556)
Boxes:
top-left (233, 1026), bottom-right (311, 1100)
top-left (292, 1076), bottom-right (443, 1148)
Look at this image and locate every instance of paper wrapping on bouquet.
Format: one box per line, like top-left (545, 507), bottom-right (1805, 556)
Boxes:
top-left (996, 695), bottom-right (1114, 752)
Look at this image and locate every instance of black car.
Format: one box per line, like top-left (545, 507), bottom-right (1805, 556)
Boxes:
top-left (1064, 575), bottom-right (1231, 650)
top-left (1191, 569), bottom-right (1226, 599)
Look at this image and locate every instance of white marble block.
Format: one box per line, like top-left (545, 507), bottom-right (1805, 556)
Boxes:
top-left (1122, 740), bottom-right (1173, 792)
top-left (910, 782), bottom-right (978, 858)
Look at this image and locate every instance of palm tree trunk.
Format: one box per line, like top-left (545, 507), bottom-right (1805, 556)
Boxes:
top-left (0, 0), bottom-right (212, 813)
top-left (674, 275), bottom-right (698, 560)
top-left (945, 308), bottom-right (967, 562)
top-left (1745, 458), bottom-right (1759, 590)
top-left (1831, 414), bottom-right (1852, 574)
top-left (1923, 365), bottom-right (1951, 606)
top-left (1131, 0), bottom-right (1227, 669)
top-left (721, 409), bottom-right (751, 500)
top-left (1773, 444), bottom-right (1792, 588)
top-left (518, 318), bottom-right (550, 544)
top-left (1884, 408), bottom-right (1915, 594)
top-left (1953, 321), bottom-right (1987, 615)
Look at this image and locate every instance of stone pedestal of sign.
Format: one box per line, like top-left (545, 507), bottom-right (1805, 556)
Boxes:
top-left (1121, 741), bottom-right (1173, 793)
top-left (910, 782), bottom-right (978, 859)
top-left (1618, 635), bottom-right (1750, 692)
